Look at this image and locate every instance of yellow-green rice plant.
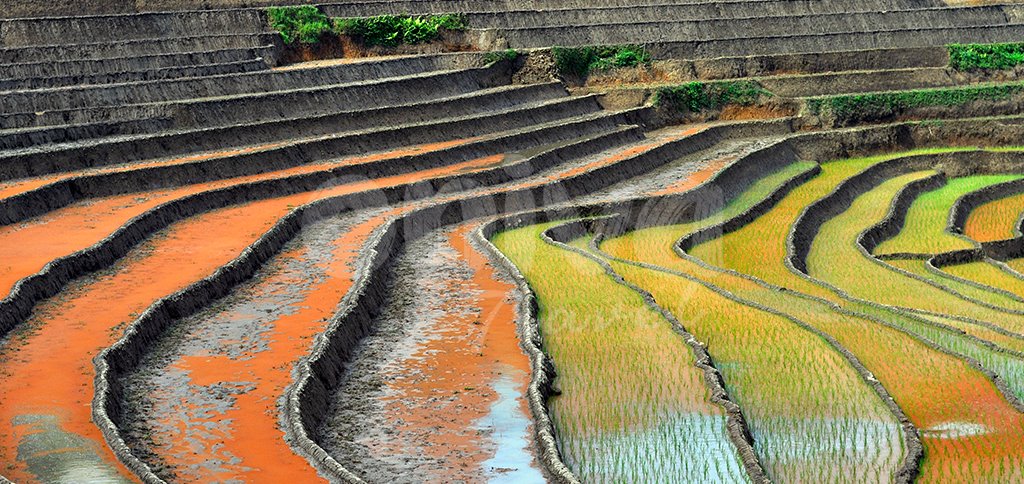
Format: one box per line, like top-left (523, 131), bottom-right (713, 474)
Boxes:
top-left (944, 261), bottom-right (1024, 298)
top-left (808, 171), bottom-right (1024, 335)
top-left (602, 162), bottom-right (1024, 481)
top-left (874, 175), bottom-right (1022, 255)
top-left (964, 191), bottom-right (1024, 242)
top-left (493, 222), bottom-right (746, 482)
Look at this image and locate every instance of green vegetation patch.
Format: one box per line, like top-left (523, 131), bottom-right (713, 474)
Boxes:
top-left (949, 42), bottom-right (1024, 71)
top-left (333, 14), bottom-right (467, 47)
top-left (551, 45), bottom-right (652, 79)
top-left (267, 5), bottom-right (333, 45)
top-left (482, 48), bottom-right (520, 65)
top-left (807, 82), bottom-right (1024, 125)
top-left (653, 81), bottom-right (770, 113)
top-left (874, 174), bottom-right (1023, 256)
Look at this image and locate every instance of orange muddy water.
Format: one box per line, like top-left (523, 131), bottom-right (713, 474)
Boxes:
top-left (651, 155), bottom-right (736, 196)
top-left (0, 150), bottom-right (509, 483)
top-left (132, 209), bottom-right (399, 482)
top-left (0, 138), bottom-right (478, 300)
top-left (366, 223), bottom-right (540, 480)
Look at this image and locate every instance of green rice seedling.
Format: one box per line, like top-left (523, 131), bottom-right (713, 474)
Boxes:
top-left (949, 43), bottom-right (1024, 71)
top-left (675, 147), bottom-right (1024, 398)
top-left (653, 81), bottom-right (770, 114)
top-left (885, 259), bottom-right (1024, 323)
top-left (267, 5), bottom-right (332, 44)
top-left (874, 175), bottom-right (1023, 255)
top-left (807, 170), bottom-right (1024, 335)
top-left (691, 147), bottom-right (970, 298)
top-left (964, 191), bottom-right (1024, 242)
top-left (591, 252), bottom-right (903, 483)
top-left (333, 14), bottom-right (467, 47)
top-left (944, 261), bottom-right (1024, 297)
top-left (583, 158), bottom-right (902, 481)
top-left (602, 160), bottom-right (1024, 481)
top-left (492, 223), bottom-right (746, 482)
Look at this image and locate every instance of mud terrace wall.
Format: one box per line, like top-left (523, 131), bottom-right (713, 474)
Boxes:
top-left (0, 53), bottom-right (488, 138)
top-left (0, 105), bottom-right (641, 340)
top-left (0, 54), bottom-right (500, 150)
top-left (686, 46), bottom-right (949, 81)
top-left (499, 7), bottom-right (1009, 47)
top-left (477, 211), bottom-right (583, 484)
top-left (0, 0), bottom-right (947, 18)
top-left (646, 24), bottom-right (1024, 60)
top-left (0, 86), bottom-right (605, 225)
top-left (0, 9), bottom-right (266, 46)
top-left (2, 54), bottom-right (497, 116)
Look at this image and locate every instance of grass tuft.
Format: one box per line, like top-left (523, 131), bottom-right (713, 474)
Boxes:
top-left (333, 14), bottom-right (467, 47)
top-left (653, 81), bottom-right (769, 113)
top-left (482, 48), bottom-right (520, 65)
top-left (807, 82), bottom-right (1024, 125)
top-left (267, 5), bottom-right (332, 45)
top-left (551, 45), bottom-right (652, 79)
top-left (949, 43), bottom-right (1024, 71)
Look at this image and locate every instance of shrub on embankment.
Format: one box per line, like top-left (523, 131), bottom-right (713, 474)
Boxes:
top-left (949, 43), bottom-right (1024, 71)
top-left (333, 14), bottom-right (467, 47)
top-left (653, 81), bottom-right (770, 113)
top-left (267, 6), bottom-right (468, 48)
top-left (482, 49), bottom-right (520, 65)
top-left (807, 82), bottom-right (1024, 126)
top-left (552, 45), bottom-right (652, 81)
top-left (268, 5), bottom-right (333, 45)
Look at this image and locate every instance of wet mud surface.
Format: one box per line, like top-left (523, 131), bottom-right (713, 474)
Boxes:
top-left (0, 151), bottom-right (509, 481)
top-left (119, 208), bottom-right (389, 482)
top-left (0, 138), bottom-right (476, 300)
top-left (317, 222), bottom-right (542, 482)
top-left (585, 135), bottom-right (780, 202)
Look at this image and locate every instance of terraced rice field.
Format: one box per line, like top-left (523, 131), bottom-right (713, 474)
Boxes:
top-left (10, 0), bottom-right (1024, 483)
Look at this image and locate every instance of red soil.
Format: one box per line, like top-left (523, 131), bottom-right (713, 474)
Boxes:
top-left (370, 223), bottom-right (535, 479)
top-left (0, 151), bottom-right (507, 482)
top-left (0, 138), bottom-right (477, 300)
top-left (153, 210), bottom-right (400, 482)
top-left (0, 141), bottom-right (291, 200)
top-left (651, 155), bottom-right (736, 196)
top-left (548, 125), bottom-right (705, 180)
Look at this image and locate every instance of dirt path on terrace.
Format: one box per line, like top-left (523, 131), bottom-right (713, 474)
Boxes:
top-left (119, 207), bottom-right (391, 482)
top-left (317, 222), bottom-right (542, 482)
top-left (583, 135), bottom-right (781, 202)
